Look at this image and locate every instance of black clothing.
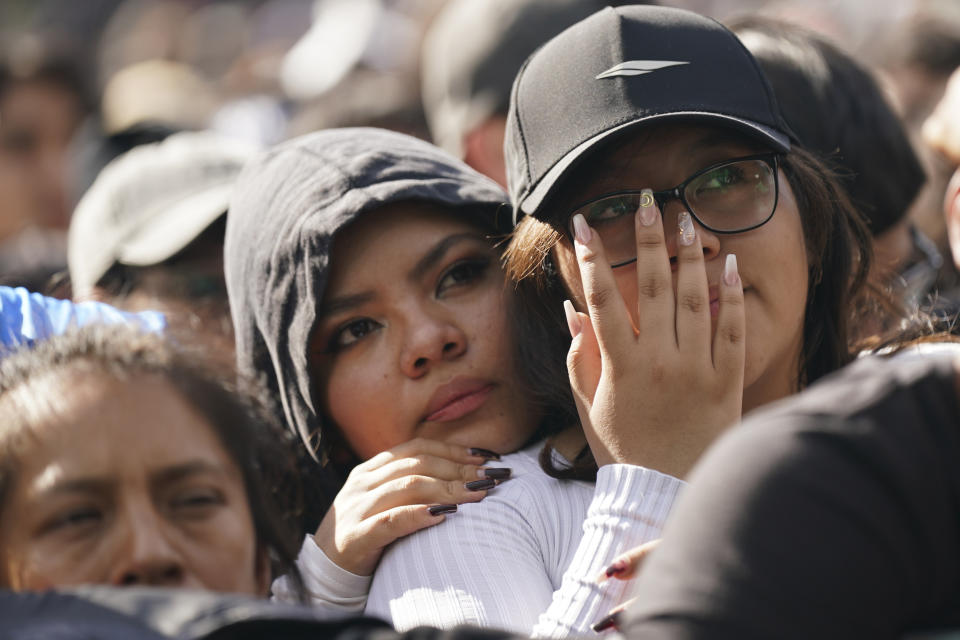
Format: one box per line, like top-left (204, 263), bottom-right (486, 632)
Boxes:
top-left (0, 587), bottom-right (524, 640)
top-left (625, 354), bottom-right (960, 639)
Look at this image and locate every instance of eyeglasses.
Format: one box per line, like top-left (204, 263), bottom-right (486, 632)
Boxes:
top-left (567, 153), bottom-right (781, 268)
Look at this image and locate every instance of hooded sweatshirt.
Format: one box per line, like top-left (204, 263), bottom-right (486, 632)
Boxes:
top-left (225, 128), bottom-right (510, 467)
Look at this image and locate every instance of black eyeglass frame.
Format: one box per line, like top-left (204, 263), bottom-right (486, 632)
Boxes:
top-left (566, 152), bottom-right (783, 268)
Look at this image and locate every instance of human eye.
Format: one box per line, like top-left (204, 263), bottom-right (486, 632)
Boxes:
top-left (327, 317), bottom-right (383, 351)
top-left (44, 506), bottom-right (103, 535)
top-left (695, 164), bottom-right (749, 195)
top-left (583, 196), bottom-right (636, 225)
top-left (170, 487), bottom-right (225, 519)
top-left (436, 257), bottom-right (492, 296)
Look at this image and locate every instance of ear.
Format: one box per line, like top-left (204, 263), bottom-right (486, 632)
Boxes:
top-left (944, 168), bottom-right (960, 271)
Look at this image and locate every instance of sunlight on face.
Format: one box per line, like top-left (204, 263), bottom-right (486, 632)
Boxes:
top-left (311, 203), bottom-right (541, 460)
top-left (0, 373), bottom-right (266, 595)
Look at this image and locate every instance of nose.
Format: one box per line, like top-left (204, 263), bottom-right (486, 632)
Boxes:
top-left (110, 507), bottom-right (185, 588)
top-left (399, 308), bottom-right (468, 379)
top-left (661, 201), bottom-right (721, 264)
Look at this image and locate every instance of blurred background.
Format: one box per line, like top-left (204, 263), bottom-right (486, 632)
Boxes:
top-left (2, 0), bottom-right (960, 300)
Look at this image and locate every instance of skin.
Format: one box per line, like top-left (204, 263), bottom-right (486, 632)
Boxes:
top-left (0, 79), bottom-right (83, 231)
top-left (553, 124), bottom-right (809, 416)
top-left (309, 203), bottom-right (541, 575)
top-left (311, 203), bottom-right (539, 459)
top-left (0, 373), bottom-right (266, 594)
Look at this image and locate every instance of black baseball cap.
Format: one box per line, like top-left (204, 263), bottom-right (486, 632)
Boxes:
top-left (505, 5), bottom-right (794, 222)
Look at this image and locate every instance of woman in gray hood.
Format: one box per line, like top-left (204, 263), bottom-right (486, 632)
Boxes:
top-left (225, 128), bottom-right (680, 635)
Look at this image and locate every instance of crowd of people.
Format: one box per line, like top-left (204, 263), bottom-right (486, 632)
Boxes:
top-left (2, 1), bottom-right (960, 639)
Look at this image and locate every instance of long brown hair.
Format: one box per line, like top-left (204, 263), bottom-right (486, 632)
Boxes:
top-left (504, 146), bottom-right (874, 480)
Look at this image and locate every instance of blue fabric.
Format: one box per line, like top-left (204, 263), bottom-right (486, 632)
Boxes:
top-left (0, 286), bottom-right (166, 354)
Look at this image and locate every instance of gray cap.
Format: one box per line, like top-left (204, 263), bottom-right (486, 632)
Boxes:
top-left (421, 0), bottom-right (609, 158)
top-left (68, 131), bottom-right (258, 297)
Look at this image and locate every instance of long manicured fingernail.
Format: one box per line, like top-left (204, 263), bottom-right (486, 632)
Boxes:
top-left (638, 188), bottom-right (657, 226)
top-left (465, 478), bottom-right (497, 491)
top-left (468, 447), bottom-right (501, 460)
top-left (481, 467), bottom-right (512, 479)
top-left (678, 211), bottom-right (695, 246)
top-left (572, 213), bottom-right (592, 245)
top-left (592, 611), bottom-right (622, 633)
top-left (428, 504), bottom-right (457, 516)
top-left (563, 299), bottom-right (581, 338)
top-left (723, 253), bottom-right (739, 286)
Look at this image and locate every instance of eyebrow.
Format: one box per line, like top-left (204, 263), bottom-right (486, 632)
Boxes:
top-left (35, 460), bottom-right (228, 498)
top-left (319, 232), bottom-right (485, 318)
top-left (409, 233), bottom-right (484, 281)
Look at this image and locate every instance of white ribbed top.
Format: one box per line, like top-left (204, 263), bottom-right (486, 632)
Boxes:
top-left (273, 444), bottom-right (683, 635)
top-left (369, 444), bottom-right (682, 635)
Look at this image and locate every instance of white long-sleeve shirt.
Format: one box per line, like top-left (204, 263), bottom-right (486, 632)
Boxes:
top-left (275, 444), bottom-right (684, 636)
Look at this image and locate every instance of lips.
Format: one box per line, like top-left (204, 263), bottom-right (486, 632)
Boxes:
top-left (709, 284), bottom-right (720, 317)
top-left (423, 377), bottom-right (495, 423)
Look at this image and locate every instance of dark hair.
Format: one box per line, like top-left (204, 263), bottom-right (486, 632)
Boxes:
top-left (504, 144), bottom-right (873, 480)
top-left (0, 325), bottom-right (305, 598)
top-left (730, 17), bottom-right (925, 237)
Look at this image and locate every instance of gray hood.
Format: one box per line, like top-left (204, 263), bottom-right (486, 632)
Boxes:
top-left (224, 127), bottom-right (510, 458)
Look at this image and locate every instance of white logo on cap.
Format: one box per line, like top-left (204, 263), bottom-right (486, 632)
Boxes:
top-left (595, 60), bottom-right (689, 79)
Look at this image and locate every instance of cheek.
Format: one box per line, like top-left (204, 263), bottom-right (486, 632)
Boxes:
top-left (186, 499), bottom-right (263, 595)
top-left (322, 360), bottom-right (405, 460)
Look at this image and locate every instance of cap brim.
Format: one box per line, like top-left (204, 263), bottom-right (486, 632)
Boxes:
top-left (517, 112), bottom-right (791, 220)
top-left (116, 183), bottom-right (232, 266)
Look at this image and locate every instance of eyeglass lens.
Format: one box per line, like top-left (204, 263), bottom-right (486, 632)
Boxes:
top-left (572, 157), bottom-right (777, 267)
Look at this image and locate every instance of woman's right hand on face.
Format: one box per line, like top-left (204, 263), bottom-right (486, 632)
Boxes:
top-left (562, 192), bottom-right (745, 478)
top-left (314, 438), bottom-right (502, 576)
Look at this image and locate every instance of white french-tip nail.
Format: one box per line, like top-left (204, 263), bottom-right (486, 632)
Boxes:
top-left (572, 214), bottom-right (592, 246)
top-left (678, 211), bottom-right (695, 246)
top-left (563, 299), bottom-right (582, 338)
top-left (723, 254), bottom-right (739, 286)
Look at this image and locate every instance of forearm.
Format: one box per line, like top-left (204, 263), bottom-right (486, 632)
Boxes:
top-left (532, 464), bottom-right (684, 638)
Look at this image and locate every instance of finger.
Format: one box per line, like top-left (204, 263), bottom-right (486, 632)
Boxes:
top-left (361, 474), bottom-right (488, 518)
top-left (673, 211), bottom-right (711, 359)
top-left (570, 213), bottom-right (635, 357)
top-left (633, 189), bottom-right (676, 343)
top-left (370, 453), bottom-right (508, 490)
top-left (596, 540), bottom-right (661, 583)
top-left (712, 253), bottom-right (746, 383)
top-left (359, 438), bottom-right (491, 474)
top-left (564, 300), bottom-right (601, 408)
top-left (345, 503), bottom-right (459, 575)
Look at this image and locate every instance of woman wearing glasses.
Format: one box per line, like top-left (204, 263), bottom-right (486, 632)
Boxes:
top-left (367, 4), bottom-right (875, 634)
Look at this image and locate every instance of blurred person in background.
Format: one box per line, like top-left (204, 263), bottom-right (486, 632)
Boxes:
top-left (68, 131), bottom-right (256, 363)
top-left (730, 17), bottom-right (953, 329)
top-left (0, 36), bottom-right (92, 291)
top-left (419, 0), bottom-right (644, 187)
top-left (876, 6), bottom-right (960, 299)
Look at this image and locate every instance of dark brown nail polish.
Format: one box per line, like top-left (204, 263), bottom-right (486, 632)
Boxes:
top-left (604, 558), bottom-right (628, 578)
top-left (483, 467), bottom-right (512, 479)
top-left (465, 478), bottom-right (497, 491)
top-left (468, 447), bottom-right (502, 460)
top-left (428, 504), bottom-right (457, 516)
top-left (591, 611), bottom-right (621, 633)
